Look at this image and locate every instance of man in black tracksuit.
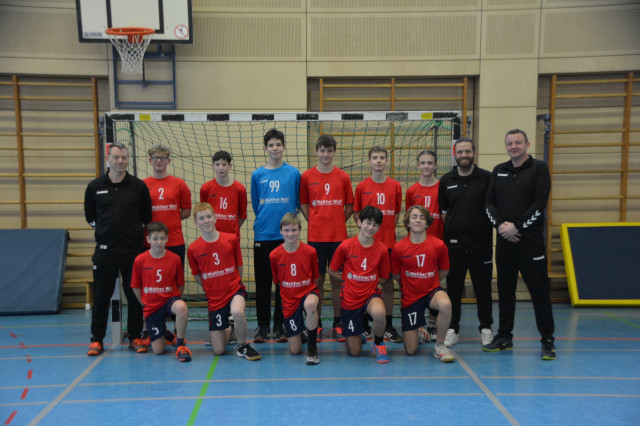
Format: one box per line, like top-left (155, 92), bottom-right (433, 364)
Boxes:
top-left (484, 129), bottom-right (556, 360)
top-left (84, 143), bottom-right (152, 356)
top-left (438, 138), bottom-right (494, 348)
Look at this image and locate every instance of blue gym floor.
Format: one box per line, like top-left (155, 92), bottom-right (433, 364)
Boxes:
top-left (1, 303), bottom-right (640, 426)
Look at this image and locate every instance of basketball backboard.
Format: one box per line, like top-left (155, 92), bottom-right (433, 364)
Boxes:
top-left (76, 0), bottom-right (193, 44)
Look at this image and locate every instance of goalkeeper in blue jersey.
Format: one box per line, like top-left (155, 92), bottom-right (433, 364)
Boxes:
top-left (251, 128), bottom-right (301, 343)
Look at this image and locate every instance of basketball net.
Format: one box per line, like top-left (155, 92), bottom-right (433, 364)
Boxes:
top-left (106, 28), bottom-right (154, 74)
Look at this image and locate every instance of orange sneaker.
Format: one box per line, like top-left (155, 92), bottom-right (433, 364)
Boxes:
top-left (176, 345), bottom-right (192, 362)
top-left (129, 338), bottom-right (148, 353)
top-left (87, 341), bottom-right (103, 356)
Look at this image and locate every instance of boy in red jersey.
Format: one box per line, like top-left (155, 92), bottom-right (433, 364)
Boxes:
top-left (144, 144), bottom-right (192, 265)
top-left (187, 203), bottom-right (261, 361)
top-left (405, 149), bottom-right (443, 342)
top-left (353, 146), bottom-right (403, 343)
top-left (132, 222), bottom-right (191, 361)
top-left (270, 213), bottom-right (321, 365)
top-left (199, 150), bottom-right (248, 239)
top-left (390, 205), bottom-right (454, 363)
top-left (300, 134), bottom-right (353, 340)
top-left (329, 206), bottom-right (391, 363)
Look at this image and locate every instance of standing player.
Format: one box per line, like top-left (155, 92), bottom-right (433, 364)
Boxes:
top-left (405, 150), bottom-right (444, 239)
top-left (485, 129), bottom-right (556, 360)
top-left (391, 205), bottom-right (455, 363)
top-left (329, 206), bottom-right (391, 363)
top-left (251, 129), bottom-right (301, 343)
top-left (353, 146), bottom-right (403, 343)
top-left (84, 143), bottom-right (152, 356)
top-left (270, 213), bottom-right (321, 365)
top-left (300, 134), bottom-right (353, 340)
top-left (131, 222), bottom-right (191, 361)
top-left (200, 150), bottom-right (247, 239)
top-left (187, 203), bottom-right (261, 361)
top-left (439, 138), bottom-right (494, 348)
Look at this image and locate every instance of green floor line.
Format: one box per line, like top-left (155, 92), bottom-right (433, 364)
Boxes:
top-left (186, 355), bottom-right (220, 426)
top-left (605, 312), bottom-right (640, 330)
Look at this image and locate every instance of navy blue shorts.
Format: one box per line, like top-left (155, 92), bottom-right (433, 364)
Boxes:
top-left (400, 287), bottom-right (444, 332)
top-left (309, 241), bottom-right (341, 275)
top-left (341, 293), bottom-right (381, 337)
top-left (283, 291), bottom-right (319, 337)
top-left (145, 297), bottom-right (180, 342)
top-left (208, 289), bottom-right (247, 331)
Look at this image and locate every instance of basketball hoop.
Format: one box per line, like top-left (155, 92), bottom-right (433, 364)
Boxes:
top-left (105, 27), bottom-right (155, 74)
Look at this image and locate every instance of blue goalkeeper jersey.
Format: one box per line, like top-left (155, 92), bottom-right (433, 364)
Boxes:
top-left (251, 162), bottom-right (300, 241)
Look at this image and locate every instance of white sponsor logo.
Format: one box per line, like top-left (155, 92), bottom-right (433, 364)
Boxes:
top-left (533, 255), bottom-right (545, 261)
top-left (497, 173), bottom-right (509, 177)
top-left (99, 244), bottom-right (107, 250)
top-left (449, 239), bottom-right (458, 244)
top-left (202, 266), bottom-right (237, 280)
top-left (282, 279), bottom-right (312, 288)
top-left (96, 190), bottom-right (108, 194)
top-left (405, 270), bottom-right (436, 279)
top-left (346, 272), bottom-right (377, 282)
top-left (447, 185), bottom-right (458, 189)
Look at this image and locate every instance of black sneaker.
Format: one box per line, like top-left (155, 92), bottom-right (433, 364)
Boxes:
top-left (483, 335), bottom-right (513, 352)
top-left (237, 343), bottom-right (261, 361)
top-left (384, 327), bottom-right (403, 343)
top-left (306, 345), bottom-right (319, 365)
top-left (541, 339), bottom-right (556, 360)
top-left (273, 325), bottom-right (287, 343)
top-left (253, 326), bottom-right (270, 343)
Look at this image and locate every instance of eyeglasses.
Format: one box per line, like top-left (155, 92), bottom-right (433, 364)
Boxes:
top-left (150, 156), bottom-right (169, 161)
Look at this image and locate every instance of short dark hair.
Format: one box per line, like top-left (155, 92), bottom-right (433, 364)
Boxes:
top-left (212, 150), bottom-right (232, 163)
top-left (108, 143), bottom-right (128, 154)
top-left (403, 205), bottom-right (434, 231)
top-left (505, 129), bottom-right (528, 143)
top-left (417, 149), bottom-right (437, 163)
top-left (263, 128), bottom-right (285, 146)
top-left (147, 221), bottom-right (169, 235)
top-left (454, 137), bottom-right (476, 151)
top-left (359, 205), bottom-right (383, 226)
top-left (316, 134), bottom-right (337, 151)
top-left (368, 145), bottom-right (387, 159)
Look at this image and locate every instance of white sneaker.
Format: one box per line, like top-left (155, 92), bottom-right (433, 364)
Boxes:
top-left (444, 329), bottom-right (459, 347)
top-left (417, 326), bottom-right (430, 344)
top-left (434, 343), bottom-right (455, 363)
top-left (481, 328), bottom-right (493, 346)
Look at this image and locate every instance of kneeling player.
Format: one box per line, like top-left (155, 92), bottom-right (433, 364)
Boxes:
top-left (329, 205), bottom-right (391, 363)
top-left (270, 213), bottom-right (321, 365)
top-left (188, 203), bottom-right (260, 361)
top-left (391, 205), bottom-right (454, 363)
top-left (132, 222), bottom-right (191, 362)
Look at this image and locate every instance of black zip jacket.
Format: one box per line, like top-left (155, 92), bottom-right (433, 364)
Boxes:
top-left (439, 165), bottom-right (493, 249)
top-left (84, 172), bottom-right (152, 255)
top-left (485, 156), bottom-right (550, 245)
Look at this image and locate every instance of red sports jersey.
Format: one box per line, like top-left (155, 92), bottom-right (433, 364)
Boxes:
top-left (131, 250), bottom-right (184, 318)
top-left (199, 180), bottom-right (248, 237)
top-left (300, 166), bottom-right (353, 242)
top-left (187, 233), bottom-right (245, 311)
top-left (390, 235), bottom-right (450, 308)
top-left (329, 236), bottom-right (391, 310)
top-left (144, 175), bottom-right (191, 246)
top-left (354, 177), bottom-right (402, 249)
top-left (270, 242), bottom-right (320, 318)
top-left (405, 181), bottom-right (444, 239)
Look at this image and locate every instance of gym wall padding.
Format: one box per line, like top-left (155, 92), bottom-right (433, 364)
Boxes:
top-left (0, 229), bottom-right (69, 315)
top-left (560, 223), bottom-right (640, 307)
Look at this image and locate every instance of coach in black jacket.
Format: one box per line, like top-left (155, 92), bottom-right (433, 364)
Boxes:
top-left (438, 138), bottom-right (494, 349)
top-left (84, 143), bottom-right (152, 356)
top-left (484, 129), bottom-right (556, 360)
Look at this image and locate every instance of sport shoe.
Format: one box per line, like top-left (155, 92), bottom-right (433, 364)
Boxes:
top-left (384, 327), bottom-right (403, 343)
top-left (237, 343), bottom-right (261, 361)
top-left (427, 326), bottom-right (438, 342)
top-left (483, 335), bottom-right (513, 352)
top-left (541, 339), bottom-right (556, 360)
top-left (306, 346), bottom-right (319, 365)
top-left (140, 330), bottom-right (150, 347)
top-left (332, 326), bottom-right (346, 342)
top-left (165, 330), bottom-right (176, 346)
top-left (273, 325), bottom-right (287, 343)
top-left (175, 345), bottom-right (192, 362)
top-left (481, 328), bottom-right (493, 346)
top-left (434, 343), bottom-right (455, 363)
top-left (129, 338), bottom-right (148, 353)
top-left (444, 329), bottom-right (459, 348)
top-left (87, 341), bottom-right (103, 356)
top-left (253, 326), bottom-right (270, 343)
top-left (317, 326), bottom-right (323, 342)
top-left (371, 343), bottom-right (389, 363)
top-left (417, 326), bottom-right (430, 344)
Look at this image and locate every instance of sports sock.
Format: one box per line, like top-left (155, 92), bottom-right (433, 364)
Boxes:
top-left (374, 335), bottom-right (384, 346)
top-left (176, 337), bottom-right (185, 347)
top-left (333, 317), bottom-right (341, 327)
top-left (308, 327), bottom-right (318, 348)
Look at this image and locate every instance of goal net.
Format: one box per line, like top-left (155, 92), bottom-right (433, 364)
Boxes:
top-left (104, 111), bottom-right (460, 321)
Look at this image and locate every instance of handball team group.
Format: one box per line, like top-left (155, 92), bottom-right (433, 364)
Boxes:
top-left (83, 127), bottom-right (557, 365)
